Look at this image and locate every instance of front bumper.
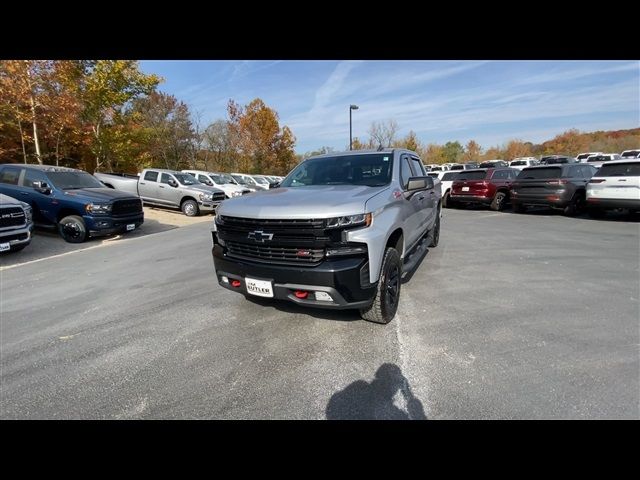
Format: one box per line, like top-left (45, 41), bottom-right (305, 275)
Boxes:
top-left (212, 241), bottom-right (376, 310)
top-left (85, 213), bottom-right (144, 236)
top-left (199, 201), bottom-right (222, 213)
top-left (0, 226), bottom-right (32, 250)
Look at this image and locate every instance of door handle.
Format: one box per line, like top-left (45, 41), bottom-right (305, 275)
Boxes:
top-left (159, 185), bottom-right (165, 189)
top-left (418, 195), bottom-right (425, 201)
top-left (140, 182), bottom-right (146, 185)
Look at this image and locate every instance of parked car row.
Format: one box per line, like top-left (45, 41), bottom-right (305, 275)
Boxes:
top-left (431, 159), bottom-right (639, 217)
top-left (0, 162), bottom-right (286, 252)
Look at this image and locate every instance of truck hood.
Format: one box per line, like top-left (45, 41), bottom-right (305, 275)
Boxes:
top-left (181, 184), bottom-right (224, 195)
top-left (57, 187), bottom-right (139, 202)
top-left (217, 185), bottom-right (389, 219)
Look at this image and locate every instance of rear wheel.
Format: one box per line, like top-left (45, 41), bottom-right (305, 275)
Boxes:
top-left (360, 248), bottom-right (401, 324)
top-left (442, 191), bottom-right (450, 208)
top-left (491, 191), bottom-right (507, 211)
top-left (563, 192), bottom-right (584, 216)
top-left (181, 199), bottom-right (200, 217)
top-left (58, 215), bottom-right (87, 243)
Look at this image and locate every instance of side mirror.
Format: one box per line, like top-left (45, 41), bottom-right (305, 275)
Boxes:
top-left (33, 181), bottom-right (52, 195)
top-left (407, 176), bottom-right (433, 191)
top-left (168, 179), bottom-right (178, 188)
top-left (270, 182), bottom-right (280, 189)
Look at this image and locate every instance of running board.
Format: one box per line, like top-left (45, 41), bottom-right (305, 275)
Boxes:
top-left (402, 230), bottom-right (432, 277)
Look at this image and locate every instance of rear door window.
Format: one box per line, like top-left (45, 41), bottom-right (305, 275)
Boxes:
top-left (0, 166), bottom-right (23, 185)
top-left (491, 170), bottom-right (508, 180)
top-left (144, 170), bottom-right (158, 182)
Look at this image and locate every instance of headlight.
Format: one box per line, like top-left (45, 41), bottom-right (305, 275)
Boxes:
top-left (199, 193), bottom-right (213, 201)
top-left (85, 203), bottom-right (112, 214)
top-left (23, 205), bottom-right (33, 223)
top-left (215, 215), bottom-right (225, 225)
top-left (231, 191), bottom-right (243, 197)
top-left (325, 213), bottom-right (372, 229)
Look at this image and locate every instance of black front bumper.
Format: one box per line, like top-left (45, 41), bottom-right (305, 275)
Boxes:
top-left (212, 242), bottom-right (376, 310)
top-left (87, 213), bottom-right (144, 237)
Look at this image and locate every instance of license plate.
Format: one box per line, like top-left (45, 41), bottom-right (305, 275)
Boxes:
top-left (126, 224), bottom-right (135, 231)
top-left (0, 242), bottom-right (10, 252)
top-left (462, 186), bottom-right (469, 192)
top-left (245, 277), bottom-right (274, 298)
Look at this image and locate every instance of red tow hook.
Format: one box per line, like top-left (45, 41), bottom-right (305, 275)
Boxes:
top-left (294, 290), bottom-right (309, 299)
top-left (231, 280), bottom-right (241, 288)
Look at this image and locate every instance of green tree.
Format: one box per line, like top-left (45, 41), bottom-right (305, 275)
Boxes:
top-left (81, 60), bottom-right (160, 172)
top-left (442, 141), bottom-right (464, 163)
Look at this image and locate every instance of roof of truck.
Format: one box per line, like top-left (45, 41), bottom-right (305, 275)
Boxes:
top-left (1, 164), bottom-right (81, 173)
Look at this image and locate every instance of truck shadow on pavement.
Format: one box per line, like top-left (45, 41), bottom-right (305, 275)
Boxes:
top-left (326, 363), bottom-right (427, 420)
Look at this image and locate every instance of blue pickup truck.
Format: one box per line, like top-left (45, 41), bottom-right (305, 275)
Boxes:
top-left (0, 164), bottom-right (144, 243)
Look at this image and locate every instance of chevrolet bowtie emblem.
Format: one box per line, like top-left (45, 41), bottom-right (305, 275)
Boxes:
top-left (247, 230), bottom-right (274, 243)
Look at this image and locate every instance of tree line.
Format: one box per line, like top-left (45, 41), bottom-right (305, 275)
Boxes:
top-left (340, 120), bottom-right (639, 164)
top-left (0, 60), bottom-right (298, 175)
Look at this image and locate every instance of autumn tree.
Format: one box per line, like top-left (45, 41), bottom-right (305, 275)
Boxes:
top-left (424, 143), bottom-right (446, 164)
top-left (394, 130), bottom-right (420, 152)
top-left (483, 146), bottom-right (504, 160)
top-left (350, 137), bottom-right (366, 150)
top-left (203, 119), bottom-right (236, 171)
top-left (503, 139), bottom-right (533, 160)
top-left (227, 98), bottom-right (296, 175)
top-left (462, 140), bottom-right (482, 162)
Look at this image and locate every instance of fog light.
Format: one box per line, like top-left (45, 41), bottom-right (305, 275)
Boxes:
top-left (294, 290), bottom-right (309, 299)
top-left (221, 276), bottom-right (229, 283)
top-left (314, 291), bottom-right (333, 302)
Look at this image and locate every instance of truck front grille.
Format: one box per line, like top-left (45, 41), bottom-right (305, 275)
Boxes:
top-left (212, 192), bottom-right (226, 202)
top-left (0, 207), bottom-right (26, 228)
top-left (218, 215), bottom-right (329, 265)
top-left (226, 241), bottom-right (324, 265)
top-left (112, 199), bottom-right (143, 216)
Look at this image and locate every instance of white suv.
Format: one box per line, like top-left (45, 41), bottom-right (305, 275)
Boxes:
top-left (436, 170), bottom-right (460, 208)
top-left (586, 159), bottom-right (640, 216)
top-left (509, 157), bottom-right (538, 170)
top-left (584, 153), bottom-right (622, 169)
top-left (621, 149), bottom-right (640, 159)
top-left (576, 152), bottom-right (603, 163)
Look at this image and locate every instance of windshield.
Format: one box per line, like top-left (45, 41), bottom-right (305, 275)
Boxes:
top-left (545, 157), bottom-right (571, 164)
top-left (47, 171), bottom-right (105, 189)
top-left (596, 163), bottom-right (640, 177)
top-left (510, 161), bottom-right (527, 166)
top-left (175, 174), bottom-right (199, 186)
top-left (588, 156), bottom-right (605, 163)
top-left (621, 150), bottom-right (640, 158)
top-left (233, 174), bottom-right (256, 186)
top-left (577, 154), bottom-right (592, 160)
top-left (517, 167), bottom-right (561, 179)
top-left (253, 176), bottom-right (269, 185)
top-left (212, 173), bottom-right (234, 184)
top-left (281, 154), bottom-right (393, 188)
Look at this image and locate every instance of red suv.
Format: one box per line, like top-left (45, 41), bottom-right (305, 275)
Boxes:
top-left (449, 168), bottom-right (518, 211)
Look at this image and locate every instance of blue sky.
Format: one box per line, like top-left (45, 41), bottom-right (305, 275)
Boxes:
top-left (140, 60), bottom-right (639, 153)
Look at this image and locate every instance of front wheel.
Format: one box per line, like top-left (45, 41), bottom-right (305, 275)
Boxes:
top-left (181, 199), bottom-right (200, 217)
top-left (429, 214), bottom-right (440, 247)
top-left (58, 215), bottom-right (87, 243)
top-left (360, 248), bottom-right (401, 324)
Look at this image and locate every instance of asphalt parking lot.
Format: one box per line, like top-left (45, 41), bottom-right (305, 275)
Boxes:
top-left (1, 208), bottom-right (638, 419)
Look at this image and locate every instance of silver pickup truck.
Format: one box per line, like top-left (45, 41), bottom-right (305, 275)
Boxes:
top-left (95, 168), bottom-right (226, 216)
top-left (212, 148), bottom-right (442, 324)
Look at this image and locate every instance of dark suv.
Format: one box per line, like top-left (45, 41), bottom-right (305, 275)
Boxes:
top-left (540, 155), bottom-right (577, 165)
top-left (510, 164), bottom-right (598, 215)
top-left (449, 168), bottom-right (518, 210)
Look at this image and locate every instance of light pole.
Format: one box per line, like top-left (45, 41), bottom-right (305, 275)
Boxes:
top-left (349, 104), bottom-right (359, 150)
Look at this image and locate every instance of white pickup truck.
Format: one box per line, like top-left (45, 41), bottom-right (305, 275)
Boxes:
top-left (95, 168), bottom-right (226, 216)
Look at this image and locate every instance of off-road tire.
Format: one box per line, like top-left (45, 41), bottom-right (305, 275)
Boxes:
top-left (360, 248), bottom-right (401, 324)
